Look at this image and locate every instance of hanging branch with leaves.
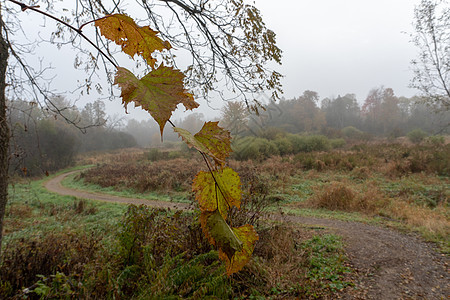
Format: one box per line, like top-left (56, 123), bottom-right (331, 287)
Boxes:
top-left (8, 0), bottom-right (260, 275)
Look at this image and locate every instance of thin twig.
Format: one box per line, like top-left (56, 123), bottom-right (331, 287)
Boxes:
top-left (7, 0), bottom-right (118, 69)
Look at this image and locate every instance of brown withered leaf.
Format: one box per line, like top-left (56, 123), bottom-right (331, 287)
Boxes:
top-left (95, 14), bottom-right (171, 67)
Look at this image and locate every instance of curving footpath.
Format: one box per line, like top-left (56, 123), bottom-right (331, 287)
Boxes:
top-left (45, 170), bottom-right (449, 299)
top-left (45, 170), bottom-right (190, 210)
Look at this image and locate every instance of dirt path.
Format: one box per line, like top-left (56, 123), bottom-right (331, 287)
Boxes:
top-left (45, 171), bottom-right (449, 299)
top-left (45, 171), bottom-right (190, 210)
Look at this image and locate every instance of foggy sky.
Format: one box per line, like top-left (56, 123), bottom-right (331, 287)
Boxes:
top-left (256, 0), bottom-right (420, 101)
top-left (8, 0), bottom-right (423, 122)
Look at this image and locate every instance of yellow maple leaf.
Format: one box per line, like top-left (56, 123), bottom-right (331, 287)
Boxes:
top-left (114, 66), bottom-right (199, 136)
top-left (95, 14), bottom-right (171, 67)
top-left (192, 167), bottom-right (241, 219)
top-left (174, 121), bottom-right (232, 166)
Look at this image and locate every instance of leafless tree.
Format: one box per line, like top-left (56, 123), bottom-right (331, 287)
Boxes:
top-left (410, 0), bottom-right (450, 111)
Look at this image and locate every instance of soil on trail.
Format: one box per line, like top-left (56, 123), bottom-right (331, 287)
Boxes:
top-left (45, 171), bottom-right (449, 299)
top-left (45, 171), bottom-right (191, 210)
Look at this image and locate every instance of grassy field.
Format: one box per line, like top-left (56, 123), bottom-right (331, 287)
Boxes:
top-left (73, 142), bottom-right (449, 252)
top-left (1, 165), bottom-right (354, 299)
top-left (1, 140), bottom-right (448, 298)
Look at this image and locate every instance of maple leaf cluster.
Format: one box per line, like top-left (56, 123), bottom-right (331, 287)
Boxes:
top-left (95, 15), bottom-right (258, 275)
top-left (186, 123), bottom-right (259, 275)
top-left (95, 14), bottom-right (198, 135)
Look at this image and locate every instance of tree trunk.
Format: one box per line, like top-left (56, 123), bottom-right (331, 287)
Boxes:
top-left (0, 18), bottom-right (9, 256)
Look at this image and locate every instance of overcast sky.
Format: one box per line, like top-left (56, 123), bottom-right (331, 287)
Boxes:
top-left (256, 0), bottom-right (421, 101)
top-left (11, 0), bottom-right (423, 121)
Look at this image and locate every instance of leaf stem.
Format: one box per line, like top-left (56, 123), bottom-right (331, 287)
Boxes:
top-left (200, 152), bottom-right (231, 211)
top-left (79, 16), bottom-right (107, 32)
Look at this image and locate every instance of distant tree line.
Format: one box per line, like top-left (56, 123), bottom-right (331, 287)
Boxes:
top-left (122, 87), bottom-right (449, 150)
top-left (8, 97), bottom-right (136, 176)
top-left (220, 87), bottom-right (449, 139)
top-left (10, 86), bottom-right (447, 175)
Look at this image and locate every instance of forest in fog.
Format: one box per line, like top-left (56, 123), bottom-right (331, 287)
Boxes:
top-left (7, 86), bottom-right (449, 176)
top-left (127, 86), bottom-right (449, 146)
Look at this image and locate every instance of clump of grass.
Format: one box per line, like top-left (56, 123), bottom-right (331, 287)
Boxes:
top-left (0, 232), bottom-right (102, 297)
top-left (310, 182), bottom-right (356, 211)
top-left (80, 158), bottom-right (204, 192)
top-left (73, 199), bottom-right (98, 215)
top-left (247, 225), bottom-right (353, 298)
top-left (355, 184), bottom-right (389, 214)
top-left (308, 181), bottom-right (389, 216)
top-left (350, 166), bottom-right (372, 180)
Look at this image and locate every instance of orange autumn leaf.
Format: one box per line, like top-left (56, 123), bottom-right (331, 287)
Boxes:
top-left (174, 121), bottom-right (232, 166)
top-left (200, 211), bottom-right (258, 276)
top-left (95, 14), bottom-right (171, 67)
top-left (200, 210), bottom-right (243, 260)
top-left (219, 224), bottom-right (259, 276)
top-left (114, 66), bottom-right (199, 136)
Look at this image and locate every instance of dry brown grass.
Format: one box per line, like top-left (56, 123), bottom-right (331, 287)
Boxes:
top-left (251, 225), bottom-right (323, 293)
top-left (308, 181), bottom-right (390, 215)
top-left (3, 204), bottom-right (34, 235)
top-left (389, 201), bottom-right (449, 239)
top-left (76, 147), bottom-right (145, 165)
top-left (307, 178), bottom-right (449, 247)
top-left (6, 203), bottom-right (33, 218)
top-left (81, 158), bottom-right (205, 192)
top-left (310, 182), bottom-right (356, 211)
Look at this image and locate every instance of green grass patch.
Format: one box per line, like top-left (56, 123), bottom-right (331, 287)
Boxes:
top-left (377, 176), bottom-right (449, 208)
top-left (5, 176), bottom-right (126, 246)
top-left (301, 234), bottom-right (352, 293)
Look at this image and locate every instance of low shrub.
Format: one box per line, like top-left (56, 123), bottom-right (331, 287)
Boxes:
top-left (0, 232), bottom-right (102, 297)
top-left (294, 153), bottom-right (325, 171)
top-left (426, 135), bottom-right (445, 146)
top-left (310, 182), bottom-right (355, 211)
top-left (287, 134), bottom-right (331, 153)
top-left (0, 207), bottom-right (224, 299)
top-left (146, 148), bottom-right (168, 161)
top-left (383, 144), bottom-right (450, 176)
top-left (273, 137), bottom-right (293, 155)
top-left (407, 129), bottom-right (428, 144)
top-left (303, 135), bottom-right (331, 152)
top-left (294, 152), bottom-right (364, 172)
top-left (228, 172), bottom-right (273, 227)
top-left (330, 138), bottom-right (346, 149)
top-left (232, 137), bottom-right (279, 160)
top-left (81, 158), bottom-right (203, 192)
top-left (341, 126), bottom-right (363, 139)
